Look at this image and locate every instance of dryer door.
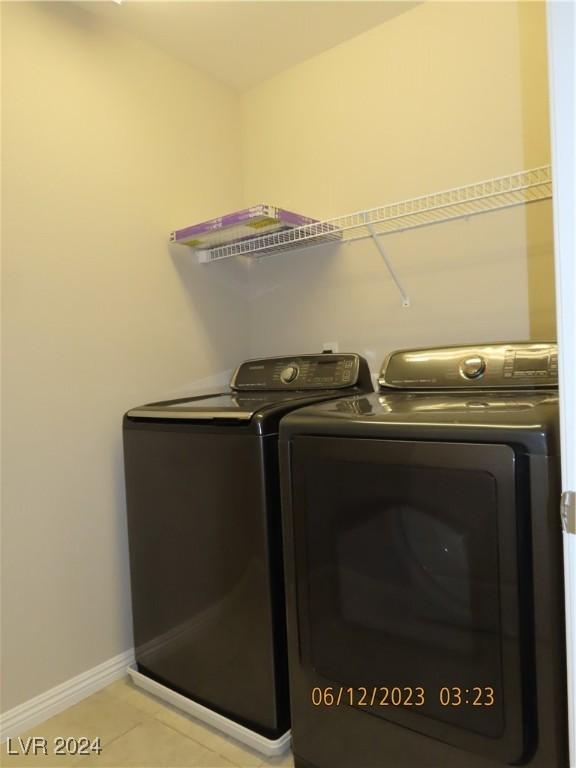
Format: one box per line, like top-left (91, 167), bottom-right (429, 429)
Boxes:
top-left (290, 437), bottom-right (532, 764)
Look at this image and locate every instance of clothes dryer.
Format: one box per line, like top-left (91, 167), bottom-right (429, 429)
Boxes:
top-left (279, 343), bottom-right (566, 768)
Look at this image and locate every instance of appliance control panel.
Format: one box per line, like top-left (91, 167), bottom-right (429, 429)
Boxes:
top-left (231, 353), bottom-right (368, 391)
top-left (379, 343), bottom-right (558, 389)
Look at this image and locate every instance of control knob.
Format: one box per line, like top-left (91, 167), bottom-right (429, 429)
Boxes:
top-left (280, 365), bottom-right (299, 384)
top-left (460, 355), bottom-right (486, 380)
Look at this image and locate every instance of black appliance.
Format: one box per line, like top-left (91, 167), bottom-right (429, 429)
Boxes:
top-left (123, 353), bottom-right (372, 740)
top-left (279, 342), bottom-right (567, 767)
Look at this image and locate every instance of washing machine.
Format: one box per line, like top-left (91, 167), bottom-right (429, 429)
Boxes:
top-left (279, 342), bottom-right (567, 768)
top-left (122, 352), bottom-right (372, 752)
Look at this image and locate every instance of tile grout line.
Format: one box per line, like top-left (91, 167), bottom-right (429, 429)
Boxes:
top-left (151, 717), bottom-right (242, 766)
top-left (150, 713), bottom-right (254, 768)
top-left (71, 722), bottom-right (143, 768)
top-left (107, 685), bottom-right (276, 768)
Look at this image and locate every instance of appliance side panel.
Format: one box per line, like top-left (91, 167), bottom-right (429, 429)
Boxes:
top-left (529, 452), bottom-right (569, 767)
top-left (123, 426), bottom-right (282, 734)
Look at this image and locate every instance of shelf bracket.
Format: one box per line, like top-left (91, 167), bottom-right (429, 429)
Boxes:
top-left (366, 223), bottom-right (410, 307)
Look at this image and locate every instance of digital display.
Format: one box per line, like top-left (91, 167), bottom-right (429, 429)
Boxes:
top-left (515, 354), bottom-right (549, 372)
top-left (309, 361), bottom-right (336, 376)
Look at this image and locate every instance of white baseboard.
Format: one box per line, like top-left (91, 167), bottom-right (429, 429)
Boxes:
top-left (0, 648), bottom-right (135, 742)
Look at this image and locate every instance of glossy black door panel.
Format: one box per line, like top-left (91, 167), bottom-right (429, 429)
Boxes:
top-left (290, 437), bottom-right (529, 763)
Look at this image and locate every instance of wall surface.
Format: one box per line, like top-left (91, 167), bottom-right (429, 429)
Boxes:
top-left (517, 1), bottom-right (556, 340)
top-left (1, 2), bottom-right (246, 712)
top-left (1, 0), bottom-right (558, 716)
top-left (242, 1), bottom-right (555, 367)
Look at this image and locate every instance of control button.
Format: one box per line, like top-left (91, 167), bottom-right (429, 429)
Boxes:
top-left (460, 355), bottom-right (486, 380)
top-left (280, 365), bottom-right (299, 384)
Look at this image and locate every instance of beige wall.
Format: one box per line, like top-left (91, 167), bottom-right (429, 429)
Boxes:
top-left (1, 0), bottom-right (557, 715)
top-left (517, 1), bottom-right (556, 340)
top-left (1, 2), bottom-right (246, 711)
top-left (242, 1), bottom-right (555, 366)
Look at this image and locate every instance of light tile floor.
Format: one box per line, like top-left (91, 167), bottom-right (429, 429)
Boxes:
top-left (1, 679), bottom-right (294, 768)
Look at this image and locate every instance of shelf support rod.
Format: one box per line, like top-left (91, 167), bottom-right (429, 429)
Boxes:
top-left (366, 223), bottom-right (410, 307)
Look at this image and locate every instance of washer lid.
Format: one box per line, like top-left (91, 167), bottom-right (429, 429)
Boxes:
top-left (126, 391), bottom-right (335, 421)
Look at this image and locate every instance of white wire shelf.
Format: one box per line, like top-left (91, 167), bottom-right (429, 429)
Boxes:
top-left (196, 165), bottom-right (552, 264)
